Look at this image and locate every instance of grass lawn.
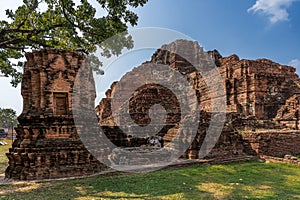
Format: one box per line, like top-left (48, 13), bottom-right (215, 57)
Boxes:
top-left (0, 142), bottom-right (300, 199)
top-left (0, 138), bottom-right (11, 174)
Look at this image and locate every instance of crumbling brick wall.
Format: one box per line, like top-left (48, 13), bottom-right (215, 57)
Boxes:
top-left (98, 40), bottom-right (300, 123)
top-left (97, 39), bottom-right (300, 159)
top-left (242, 130), bottom-right (300, 157)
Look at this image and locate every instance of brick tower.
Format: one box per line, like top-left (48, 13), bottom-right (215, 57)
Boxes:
top-left (5, 49), bottom-right (105, 180)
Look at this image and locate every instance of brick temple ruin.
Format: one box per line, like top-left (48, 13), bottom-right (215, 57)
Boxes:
top-left (97, 40), bottom-right (300, 160)
top-left (5, 40), bottom-right (300, 180)
top-left (98, 41), bottom-right (300, 125)
top-left (5, 50), bottom-right (106, 180)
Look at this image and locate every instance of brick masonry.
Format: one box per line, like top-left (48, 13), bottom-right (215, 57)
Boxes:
top-left (242, 130), bottom-right (300, 157)
top-left (6, 39), bottom-right (300, 180)
top-left (5, 50), bottom-right (106, 180)
top-left (97, 40), bottom-right (300, 160)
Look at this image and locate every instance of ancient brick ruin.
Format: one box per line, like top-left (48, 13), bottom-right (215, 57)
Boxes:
top-left (5, 50), bottom-right (105, 180)
top-left (6, 40), bottom-right (300, 180)
top-left (218, 54), bottom-right (299, 120)
top-left (97, 40), bottom-right (300, 160)
top-left (98, 41), bottom-right (300, 123)
top-left (243, 130), bottom-right (300, 157)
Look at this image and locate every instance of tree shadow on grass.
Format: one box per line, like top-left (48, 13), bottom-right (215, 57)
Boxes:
top-left (0, 161), bottom-right (300, 199)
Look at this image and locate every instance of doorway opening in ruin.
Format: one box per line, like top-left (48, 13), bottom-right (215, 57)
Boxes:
top-left (54, 92), bottom-right (69, 115)
top-left (264, 105), bottom-right (279, 119)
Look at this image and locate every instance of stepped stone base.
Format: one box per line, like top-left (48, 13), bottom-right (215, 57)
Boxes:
top-left (5, 139), bottom-right (106, 180)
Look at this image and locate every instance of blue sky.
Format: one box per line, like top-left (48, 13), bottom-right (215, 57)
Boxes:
top-left (133, 0), bottom-right (300, 65)
top-left (0, 0), bottom-right (300, 114)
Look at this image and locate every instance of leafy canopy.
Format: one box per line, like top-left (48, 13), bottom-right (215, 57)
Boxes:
top-left (0, 108), bottom-right (18, 128)
top-left (0, 0), bottom-right (148, 86)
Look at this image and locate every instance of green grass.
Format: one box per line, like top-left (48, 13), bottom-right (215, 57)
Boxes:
top-left (0, 138), bottom-right (11, 174)
top-left (0, 143), bottom-right (300, 199)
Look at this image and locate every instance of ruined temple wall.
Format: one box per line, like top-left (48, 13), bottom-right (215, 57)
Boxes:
top-left (215, 56), bottom-right (299, 119)
top-left (96, 40), bottom-right (300, 163)
top-left (249, 62), bottom-right (299, 119)
top-left (97, 40), bottom-right (300, 131)
top-left (275, 93), bottom-right (300, 129)
top-left (242, 130), bottom-right (300, 157)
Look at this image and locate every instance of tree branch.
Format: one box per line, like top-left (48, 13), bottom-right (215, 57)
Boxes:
top-left (0, 24), bottom-right (65, 48)
top-left (0, 38), bottom-right (24, 48)
top-left (59, 0), bottom-right (80, 28)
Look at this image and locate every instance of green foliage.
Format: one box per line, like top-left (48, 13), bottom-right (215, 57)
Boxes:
top-left (0, 0), bottom-right (148, 86)
top-left (0, 108), bottom-right (18, 129)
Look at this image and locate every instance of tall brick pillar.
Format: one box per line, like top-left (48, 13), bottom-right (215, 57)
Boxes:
top-left (5, 49), bottom-right (105, 180)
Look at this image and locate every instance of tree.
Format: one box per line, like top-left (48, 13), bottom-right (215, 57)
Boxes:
top-left (0, 0), bottom-right (148, 87)
top-left (0, 108), bottom-right (18, 130)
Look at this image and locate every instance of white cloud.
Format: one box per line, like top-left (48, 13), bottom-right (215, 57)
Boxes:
top-left (0, 0), bottom-right (22, 19)
top-left (289, 59), bottom-right (300, 69)
top-left (248, 0), bottom-right (296, 24)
